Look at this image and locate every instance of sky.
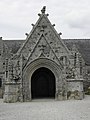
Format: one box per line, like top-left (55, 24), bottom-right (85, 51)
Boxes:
top-left (0, 0), bottom-right (90, 39)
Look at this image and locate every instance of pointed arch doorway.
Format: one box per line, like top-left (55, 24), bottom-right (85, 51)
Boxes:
top-left (31, 67), bottom-right (56, 99)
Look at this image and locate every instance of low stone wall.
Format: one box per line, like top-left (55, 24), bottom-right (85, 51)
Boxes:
top-left (67, 79), bottom-right (84, 100)
top-left (3, 82), bottom-right (22, 103)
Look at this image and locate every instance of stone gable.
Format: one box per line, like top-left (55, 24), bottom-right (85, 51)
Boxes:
top-left (17, 10), bottom-right (69, 60)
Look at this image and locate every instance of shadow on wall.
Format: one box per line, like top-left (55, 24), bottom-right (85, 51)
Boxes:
top-left (0, 78), bottom-right (3, 98)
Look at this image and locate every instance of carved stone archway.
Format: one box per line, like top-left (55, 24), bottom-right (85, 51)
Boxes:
top-left (23, 58), bottom-right (63, 101)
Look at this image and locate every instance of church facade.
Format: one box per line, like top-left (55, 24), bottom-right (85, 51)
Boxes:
top-left (0, 7), bottom-right (90, 102)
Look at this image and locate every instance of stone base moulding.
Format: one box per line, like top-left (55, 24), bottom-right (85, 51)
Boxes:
top-left (3, 82), bottom-right (22, 103)
top-left (67, 79), bottom-right (84, 100)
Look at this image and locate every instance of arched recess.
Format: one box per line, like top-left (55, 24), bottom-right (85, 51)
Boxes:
top-left (31, 67), bottom-right (55, 99)
top-left (23, 58), bottom-right (63, 101)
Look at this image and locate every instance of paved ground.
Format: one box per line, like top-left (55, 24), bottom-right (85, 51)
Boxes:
top-left (0, 96), bottom-right (90, 120)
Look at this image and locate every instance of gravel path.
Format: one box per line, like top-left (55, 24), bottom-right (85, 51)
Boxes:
top-left (0, 96), bottom-right (90, 120)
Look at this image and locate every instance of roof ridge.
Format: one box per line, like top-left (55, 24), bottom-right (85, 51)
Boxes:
top-left (62, 39), bottom-right (90, 40)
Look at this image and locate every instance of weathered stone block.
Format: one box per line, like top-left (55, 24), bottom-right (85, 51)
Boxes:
top-left (67, 79), bottom-right (84, 100)
top-left (3, 82), bottom-right (21, 103)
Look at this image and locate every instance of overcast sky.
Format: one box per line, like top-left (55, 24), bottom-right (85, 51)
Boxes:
top-left (0, 0), bottom-right (90, 39)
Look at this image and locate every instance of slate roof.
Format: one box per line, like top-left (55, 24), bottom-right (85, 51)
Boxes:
top-left (63, 39), bottom-right (90, 65)
top-left (3, 39), bottom-right (90, 65)
top-left (3, 40), bottom-right (25, 54)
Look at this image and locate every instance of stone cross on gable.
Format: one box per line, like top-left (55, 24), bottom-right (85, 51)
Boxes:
top-left (38, 6), bottom-right (49, 17)
top-left (41, 6), bottom-right (46, 14)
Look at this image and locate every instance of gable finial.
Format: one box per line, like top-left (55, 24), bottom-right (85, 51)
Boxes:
top-left (41, 6), bottom-right (46, 14)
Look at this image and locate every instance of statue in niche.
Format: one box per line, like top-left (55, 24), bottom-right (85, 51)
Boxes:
top-left (66, 67), bottom-right (75, 79)
top-left (13, 60), bottom-right (21, 82)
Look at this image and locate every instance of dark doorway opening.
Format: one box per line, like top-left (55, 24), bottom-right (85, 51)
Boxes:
top-left (31, 67), bottom-right (55, 99)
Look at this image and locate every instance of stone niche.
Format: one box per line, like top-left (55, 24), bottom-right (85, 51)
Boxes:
top-left (67, 79), bottom-right (84, 100)
top-left (3, 82), bottom-right (21, 103)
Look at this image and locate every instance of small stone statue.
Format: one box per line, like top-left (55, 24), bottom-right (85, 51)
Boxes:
top-left (41, 6), bottom-right (46, 14)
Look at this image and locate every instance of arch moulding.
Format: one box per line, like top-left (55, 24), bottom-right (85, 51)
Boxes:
top-left (23, 58), bottom-right (63, 101)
